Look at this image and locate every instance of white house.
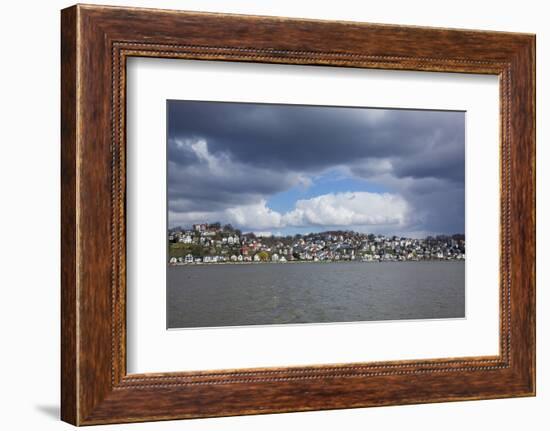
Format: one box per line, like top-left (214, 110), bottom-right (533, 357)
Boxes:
top-left (179, 235), bottom-right (192, 244)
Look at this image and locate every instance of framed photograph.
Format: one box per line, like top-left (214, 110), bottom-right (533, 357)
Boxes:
top-left (61, 4), bottom-right (535, 425)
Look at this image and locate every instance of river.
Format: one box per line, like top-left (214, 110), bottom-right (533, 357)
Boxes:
top-left (167, 261), bottom-right (465, 328)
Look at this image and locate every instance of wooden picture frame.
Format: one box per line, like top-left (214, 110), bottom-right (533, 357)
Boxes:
top-left (61, 4), bottom-right (535, 425)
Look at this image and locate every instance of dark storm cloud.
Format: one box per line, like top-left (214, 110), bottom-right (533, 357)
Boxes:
top-left (167, 100), bottom-right (465, 235)
top-left (168, 101), bottom-right (464, 178)
top-left (167, 135), bottom-right (310, 214)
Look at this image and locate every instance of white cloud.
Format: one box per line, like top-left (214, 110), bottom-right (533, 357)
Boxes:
top-left (282, 192), bottom-right (408, 227)
top-left (169, 191), bottom-right (409, 232)
top-left (168, 200), bottom-right (282, 230)
top-left (225, 200), bottom-right (283, 229)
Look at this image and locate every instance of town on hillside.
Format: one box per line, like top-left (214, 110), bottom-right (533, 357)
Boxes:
top-left (168, 222), bottom-right (466, 265)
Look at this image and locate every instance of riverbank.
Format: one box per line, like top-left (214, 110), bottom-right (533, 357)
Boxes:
top-left (168, 258), bottom-right (465, 267)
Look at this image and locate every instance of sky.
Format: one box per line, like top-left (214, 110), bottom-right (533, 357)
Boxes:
top-left (167, 100), bottom-right (465, 238)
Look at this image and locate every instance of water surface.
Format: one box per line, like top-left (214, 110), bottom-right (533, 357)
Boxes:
top-left (167, 261), bottom-right (465, 329)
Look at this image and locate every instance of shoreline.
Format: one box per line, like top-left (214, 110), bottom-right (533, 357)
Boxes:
top-left (168, 259), bottom-right (465, 267)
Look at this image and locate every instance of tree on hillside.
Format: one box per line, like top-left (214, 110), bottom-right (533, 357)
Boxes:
top-left (257, 251), bottom-right (270, 262)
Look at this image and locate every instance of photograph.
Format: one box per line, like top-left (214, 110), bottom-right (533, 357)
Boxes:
top-left (167, 100), bottom-right (466, 329)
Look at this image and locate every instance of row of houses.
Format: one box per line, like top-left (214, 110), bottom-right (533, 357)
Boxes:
top-left (169, 252), bottom-right (289, 265)
top-left (168, 223), bottom-right (466, 265)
